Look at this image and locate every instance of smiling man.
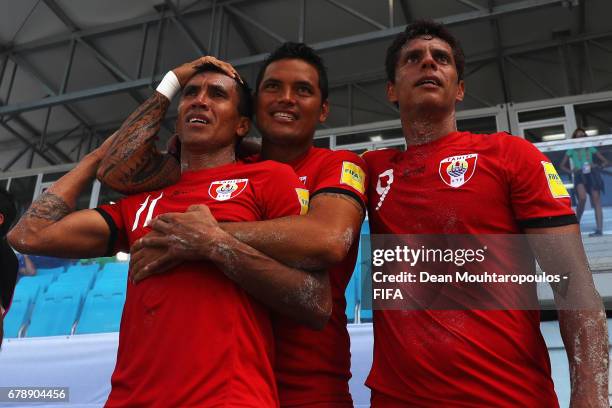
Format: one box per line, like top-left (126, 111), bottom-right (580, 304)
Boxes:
top-left (8, 64), bottom-right (317, 407)
top-left (98, 44), bottom-right (367, 407)
top-left (362, 20), bottom-right (608, 407)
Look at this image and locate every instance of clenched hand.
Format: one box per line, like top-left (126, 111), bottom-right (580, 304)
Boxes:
top-left (129, 204), bottom-right (227, 282)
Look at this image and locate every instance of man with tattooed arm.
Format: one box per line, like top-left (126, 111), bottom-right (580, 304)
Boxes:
top-left (97, 44), bottom-right (367, 407)
top-left (8, 64), bottom-right (324, 407)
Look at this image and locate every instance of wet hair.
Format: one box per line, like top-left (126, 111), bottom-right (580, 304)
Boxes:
top-left (572, 127), bottom-right (587, 138)
top-left (385, 19), bottom-right (465, 83)
top-left (192, 63), bottom-right (253, 119)
top-left (0, 188), bottom-right (16, 236)
top-left (255, 42), bottom-right (329, 102)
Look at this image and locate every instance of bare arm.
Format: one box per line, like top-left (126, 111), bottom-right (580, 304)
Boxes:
top-left (96, 92), bottom-right (180, 194)
top-left (130, 205), bottom-right (331, 329)
top-left (559, 154), bottom-right (572, 174)
top-left (8, 151), bottom-right (111, 258)
top-left (526, 223), bottom-right (608, 408)
top-left (19, 255), bottom-right (37, 276)
top-left (222, 193), bottom-right (365, 270)
top-left (594, 151), bottom-right (610, 167)
top-left (97, 56), bottom-right (241, 194)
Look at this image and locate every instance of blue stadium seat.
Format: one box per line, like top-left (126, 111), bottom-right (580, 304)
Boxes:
top-left (14, 274), bottom-right (56, 302)
top-left (345, 271), bottom-right (358, 323)
top-left (64, 263), bottom-right (100, 276)
top-left (76, 288), bottom-right (126, 334)
top-left (99, 262), bottom-right (128, 276)
top-left (36, 266), bottom-right (64, 276)
top-left (55, 267), bottom-right (96, 289)
top-left (358, 221), bottom-right (372, 322)
top-left (26, 290), bottom-right (82, 337)
top-left (45, 280), bottom-right (92, 299)
top-left (95, 265), bottom-right (128, 289)
top-left (93, 276), bottom-right (127, 291)
top-left (3, 294), bottom-right (31, 338)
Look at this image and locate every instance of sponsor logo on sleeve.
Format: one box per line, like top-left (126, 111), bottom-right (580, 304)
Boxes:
top-left (208, 179), bottom-right (249, 201)
top-left (542, 161), bottom-right (570, 198)
top-left (296, 188), bottom-right (309, 215)
top-left (340, 161), bottom-right (366, 194)
top-left (438, 154), bottom-right (478, 188)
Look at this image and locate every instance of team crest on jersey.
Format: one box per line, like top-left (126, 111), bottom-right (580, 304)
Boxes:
top-left (438, 154), bottom-right (478, 188)
top-left (299, 176), bottom-right (307, 185)
top-left (208, 179), bottom-right (248, 201)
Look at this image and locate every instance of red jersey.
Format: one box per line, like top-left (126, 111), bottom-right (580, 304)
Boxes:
top-left (363, 131), bottom-right (575, 407)
top-left (96, 160), bottom-right (307, 408)
top-left (267, 147), bottom-right (368, 407)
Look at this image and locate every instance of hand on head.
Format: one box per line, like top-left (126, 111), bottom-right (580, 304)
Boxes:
top-left (173, 56), bottom-right (242, 88)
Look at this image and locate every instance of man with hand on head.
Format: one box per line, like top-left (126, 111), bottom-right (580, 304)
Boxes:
top-left (362, 20), bottom-right (608, 407)
top-left (98, 44), bottom-right (367, 408)
top-left (9, 64), bottom-right (316, 407)
top-left (0, 188), bottom-right (18, 346)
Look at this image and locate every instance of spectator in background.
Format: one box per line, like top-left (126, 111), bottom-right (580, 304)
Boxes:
top-left (560, 127), bottom-right (610, 236)
top-left (0, 188), bottom-right (18, 346)
top-left (17, 254), bottom-right (37, 276)
top-left (15, 253), bottom-right (77, 276)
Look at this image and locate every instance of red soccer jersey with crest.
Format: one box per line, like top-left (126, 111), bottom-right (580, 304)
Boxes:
top-left (95, 160), bottom-right (307, 408)
top-left (252, 147), bottom-right (367, 407)
top-left (362, 131), bottom-right (576, 408)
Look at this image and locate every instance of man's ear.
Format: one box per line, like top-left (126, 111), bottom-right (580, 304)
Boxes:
top-left (319, 100), bottom-right (330, 123)
top-left (236, 117), bottom-right (250, 138)
top-left (455, 80), bottom-right (465, 103)
top-left (0, 213), bottom-right (4, 227)
top-left (386, 81), bottom-right (398, 103)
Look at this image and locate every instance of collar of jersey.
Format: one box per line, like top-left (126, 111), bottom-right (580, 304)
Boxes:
top-left (179, 160), bottom-right (243, 183)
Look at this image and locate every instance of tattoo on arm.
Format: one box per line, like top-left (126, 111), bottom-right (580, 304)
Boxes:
top-left (98, 92), bottom-right (178, 192)
top-left (107, 92), bottom-right (170, 161)
top-left (25, 192), bottom-right (72, 222)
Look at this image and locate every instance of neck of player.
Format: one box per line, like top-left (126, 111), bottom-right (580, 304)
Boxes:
top-left (260, 139), bottom-right (311, 163)
top-left (401, 106), bottom-right (458, 146)
top-left (180, 144), bottom-right (236, 172)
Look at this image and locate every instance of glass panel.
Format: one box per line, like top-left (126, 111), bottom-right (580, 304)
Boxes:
top-left (518, 107), bottom-right (565, 123)
top-left (374, 143), bottom-right (406, 152)
top-left (75, 181), bottom-right (94, 211)
top-left (42, 171), bottom-right (68, 183)
top-left (97, 183), bottom-right (125, 207)
top-left (337, 132), bottom-right (376, 145)
top-left (524, 124), bottom-right (566, 143)
top-left (313, 137), bottom-right (330, 148)
top-left (574, 99), bottom-right (612, 137)
top-left (336, 127), bottom-right (403, 146)
top-left (0, 179), bottom-right (8, 190)
top-left (8, 176), bottom-right (37, 218)
top-left (457, 116), bottom-right (497, 134)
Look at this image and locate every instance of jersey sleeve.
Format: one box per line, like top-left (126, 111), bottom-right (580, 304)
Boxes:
top-left (94, 201), bottom-right (130, 256)
top-left (311, 150), bottom-right (368, 213)
top-left (254, 162), bottom-right (310, 219)
top-left (502, 135), bottom-right (577, 229)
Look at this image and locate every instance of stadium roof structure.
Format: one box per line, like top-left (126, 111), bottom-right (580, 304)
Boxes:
top-left (1, 0), bottom-right (611, 171)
